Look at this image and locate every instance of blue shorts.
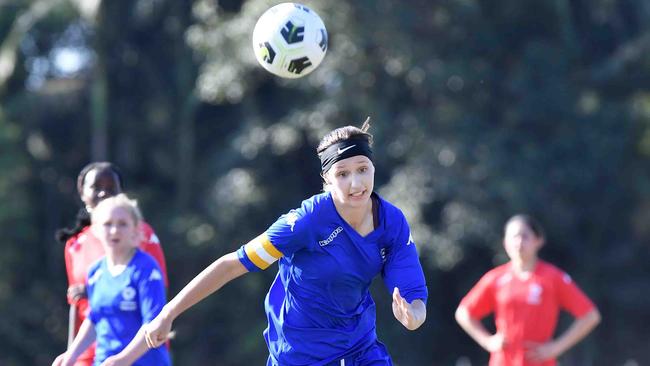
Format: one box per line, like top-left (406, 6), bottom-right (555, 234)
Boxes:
top-left (266, 340), bottom-right (392, 366)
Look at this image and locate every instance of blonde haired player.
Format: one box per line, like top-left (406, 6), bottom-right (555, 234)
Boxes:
top-left (53, 194), bottom-right (170, 366)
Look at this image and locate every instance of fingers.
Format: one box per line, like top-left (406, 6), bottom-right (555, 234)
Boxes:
top-left (392, 288), bottom-right (409, 310)
top-left (67, 285), bottom-right (87, 302)
top-left (524, 342), bottom-right (553, 362)
top-left (523, 341), bottom-right (541, 348)
top-left (392, 287), bottom-right (404, 303)
top-left (144, 328), bottom-right (166, 349)
top-left (392, 287), bottom-right (412, 326)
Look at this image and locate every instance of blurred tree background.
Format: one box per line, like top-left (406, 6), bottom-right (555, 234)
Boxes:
top-left (0, 0), bottom-right (649, 365)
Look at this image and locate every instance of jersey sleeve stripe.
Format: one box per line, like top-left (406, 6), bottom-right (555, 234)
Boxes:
top-left (243, 234), bottom-right (284, 270)
top-left (245, 246), bottom-right (272, 269)
top-left (261, 235), bottom-right (283, 259)
top-left (255, 246), bottom-right (278, 265)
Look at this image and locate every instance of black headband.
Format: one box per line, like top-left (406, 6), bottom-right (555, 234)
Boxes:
top-left (319, 138), bottom-right (374, 173)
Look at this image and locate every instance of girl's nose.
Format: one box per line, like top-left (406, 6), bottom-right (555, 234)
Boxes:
top-left (351, 173), bottom-right (362, 187)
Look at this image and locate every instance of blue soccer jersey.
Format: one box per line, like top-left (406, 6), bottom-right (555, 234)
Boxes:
top-left (87, 250), bottom-right (170, 366)
top-left (237, 192), bottom-right (428, 366)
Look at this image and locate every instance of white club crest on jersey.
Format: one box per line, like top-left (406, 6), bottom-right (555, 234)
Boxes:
top-left (527, 283), bottom-right (543, 305)
top-left (150, 233), bottom-right (160, 244)
top-left (122, 286), bottom-right (136, 300)
top-left (120, 286), bottom-right (138, 311)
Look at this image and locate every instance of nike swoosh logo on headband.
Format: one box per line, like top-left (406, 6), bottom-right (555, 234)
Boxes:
top-left (337, 145), bottom-right (356, 155)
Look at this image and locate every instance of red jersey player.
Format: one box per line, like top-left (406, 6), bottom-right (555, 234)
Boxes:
top-left (55, 162), bottom-right (169, 366)
top-left (455, 214), bottom-right (600, 366)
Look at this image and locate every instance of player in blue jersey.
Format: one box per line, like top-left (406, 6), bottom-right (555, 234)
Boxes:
top-left (52, 194), bottom-right (170, 366)
top-left (101, 118), bottom-right (428, 366)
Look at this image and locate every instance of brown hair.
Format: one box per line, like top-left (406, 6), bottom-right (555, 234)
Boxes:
top-left (316, 117), bottom-right (373, 155)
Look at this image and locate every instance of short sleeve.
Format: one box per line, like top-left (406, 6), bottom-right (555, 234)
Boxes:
top-left (139, 222), bottom-right (169, 287)
top-left (555, 271), bottom-right (596, 317)
top-left (459, 271), bottom-right (496, 320)
top-left (136, 260), bottom-right (167, 324)
top-left (381, 213), bottom-right (428, 304)
top-left (64, 238), bottom-right (75, 304)
top-left (237, 206), bottom-right (312, 272)
top-left (86, 261), bottom-right (102, 324)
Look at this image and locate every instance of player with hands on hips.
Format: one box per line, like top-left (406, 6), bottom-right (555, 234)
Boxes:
top-left (102, 118), bottom-right (428, 366)
top-left (455, 214), bottom-right (601, 366)
top-left (52, 194), bottom-right (170, 366)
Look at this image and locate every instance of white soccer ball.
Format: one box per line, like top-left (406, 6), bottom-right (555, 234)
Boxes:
top-left (252, 3), bottom-right (328, 79)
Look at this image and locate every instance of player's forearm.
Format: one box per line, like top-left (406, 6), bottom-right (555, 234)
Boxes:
top-left (112, 327), bottom-right (151, 364)
top-left (455, 306), bottom-right (493, 351)
top-left (164, 252), bottom-right (248, 321)
top-left (67, 319), bottom-right (96, 362)
top-left (553, 308), bottom-right (601, 356)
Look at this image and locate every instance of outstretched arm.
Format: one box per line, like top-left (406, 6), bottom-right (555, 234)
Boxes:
top-left (147, 251), bottom-right (247, 346)
top-left (455, 305), bottom-right (506, 353)
top-left (392, 287), bottom-right (426, 330)
top-left (100, 251), bottom-right (248, 365)
top-left (100, 327), bottom-right (150, 366)
top-left (525, 308), bottom-right (601, 362)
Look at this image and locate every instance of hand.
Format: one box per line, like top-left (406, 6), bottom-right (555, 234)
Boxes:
top-left (100, 355), bottom-right (129, 366)
top-left (484, 332), bottom-right (507, 353)
top-left (52, 353), bottom-right (72, 366)
top-left (525, 341), bottom-right (561, 362)
top-left (391, 287), bottom-right (425, 330)
top-left (67, 284), bottom-right (86, 303)
top-left (144, 309), bottom-right (173, 349)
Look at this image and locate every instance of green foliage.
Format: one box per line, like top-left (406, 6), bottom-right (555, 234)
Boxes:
top-left (0, 0), bottom-right (649, 364)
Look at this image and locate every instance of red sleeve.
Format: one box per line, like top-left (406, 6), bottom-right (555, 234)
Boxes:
top-left (555, 270), bottom-right (595, 317)
top-left (139, 222), bottom-right (169, 287)
top-left (64, 239), bottom-right (75, 305)
top-left (459, 269), bottom-right (497, 320)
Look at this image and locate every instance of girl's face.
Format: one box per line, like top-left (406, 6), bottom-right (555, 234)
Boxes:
top-left (324, 155), bottom-right (375, 209)
top-left (81, 169), bottom-right (121, 210)
top-left (92, 205), bottom-right (139, 253)
top-left (503, 219), bottom-right (544, 265)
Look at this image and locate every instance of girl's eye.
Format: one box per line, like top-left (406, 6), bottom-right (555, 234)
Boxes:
top-left (337, 171), bottom-right (348, 177)
top-left (359, 166), bottom-right (367, 173)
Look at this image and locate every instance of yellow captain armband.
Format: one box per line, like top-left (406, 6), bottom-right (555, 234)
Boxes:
top-left (244, 233), bottom-right (284, 270)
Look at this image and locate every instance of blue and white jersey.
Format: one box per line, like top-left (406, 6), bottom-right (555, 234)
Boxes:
top-left (237, 192), bottom-right (428, 366)
top-left (87, 250), bottom-right (170, 366)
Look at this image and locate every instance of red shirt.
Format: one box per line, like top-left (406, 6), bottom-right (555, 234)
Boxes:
top-left (64, 222), bottom-right (169, 365)
top-left (459, 260), bottom-right (595, 366)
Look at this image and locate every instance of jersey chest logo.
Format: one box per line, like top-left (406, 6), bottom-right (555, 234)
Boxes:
top-left (319, 226), bottom-right (343, 247)
top-left (527, 283), bottom-right (543, 305)
top-left (120, 286), bottom-right (138, 311)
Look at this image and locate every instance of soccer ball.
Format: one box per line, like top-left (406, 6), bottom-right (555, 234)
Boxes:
top-left (252, 3), bottom-right (328, 79)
